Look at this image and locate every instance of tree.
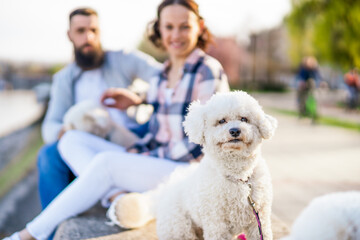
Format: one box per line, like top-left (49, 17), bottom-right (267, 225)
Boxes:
top-left (286, 0), bottom-right (360, 70)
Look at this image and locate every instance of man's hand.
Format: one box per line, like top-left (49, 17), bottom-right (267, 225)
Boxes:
top-left (58, 127), bottom-right (66, 140)
top-left (101, 88), bottom-right (142, 110)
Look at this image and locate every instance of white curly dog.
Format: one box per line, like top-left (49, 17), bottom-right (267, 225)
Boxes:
top-left (109, 91), bottom-right (277, 240)
top-left (281, 191), bottom-right (360, 240)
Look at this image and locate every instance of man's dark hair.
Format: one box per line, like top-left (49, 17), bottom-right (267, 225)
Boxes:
top-left (69, 8), bottom-right (98, 22)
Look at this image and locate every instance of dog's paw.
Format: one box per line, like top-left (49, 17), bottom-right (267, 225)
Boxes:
top-left (113, 192), bottom-right (154, 229)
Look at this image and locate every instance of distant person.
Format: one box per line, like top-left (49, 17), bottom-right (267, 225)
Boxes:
top-left (38, 7), bottom-right (161, 210)
top-left (295, 56), bottom-right (321, 120)
top-left (344, 68), bottom-right (360, 110)
top-left (3, 0), bottom-right (229, 239)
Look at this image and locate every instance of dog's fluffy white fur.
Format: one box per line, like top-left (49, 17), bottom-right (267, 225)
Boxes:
top-left (63, 100), bottom-right (138, 148)
top-left (113, 91), bottom-right (277, 239)
top-left (281, 191), bottom-right (360, 240)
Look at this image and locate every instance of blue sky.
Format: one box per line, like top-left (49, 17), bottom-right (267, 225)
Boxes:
top-left (0, 0), bottom-right (291, 63)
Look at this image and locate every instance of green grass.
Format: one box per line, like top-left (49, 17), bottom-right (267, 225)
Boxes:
top-left (0, 126), bottom-right (43, 198)
top-left (271, 108), bottom-right (360, 131)
top-left (336, 101), bottom-right (360, 111)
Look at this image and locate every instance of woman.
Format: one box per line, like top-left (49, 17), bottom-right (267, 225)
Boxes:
top-left (4, 0), bottom-right (229, 239)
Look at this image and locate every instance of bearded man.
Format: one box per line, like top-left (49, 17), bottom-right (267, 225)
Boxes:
top-left (38, 8), bottom-right (161, 209)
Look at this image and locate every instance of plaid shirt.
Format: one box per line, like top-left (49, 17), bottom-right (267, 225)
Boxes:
top-left (133, 48), bottom-right (229, 162)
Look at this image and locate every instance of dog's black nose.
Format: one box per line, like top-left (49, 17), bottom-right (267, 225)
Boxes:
top-left (229, 128), bottom-right (241, 137)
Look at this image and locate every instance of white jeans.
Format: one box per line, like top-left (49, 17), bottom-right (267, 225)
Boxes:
top-left (26, 130), bottom-right (188, 240)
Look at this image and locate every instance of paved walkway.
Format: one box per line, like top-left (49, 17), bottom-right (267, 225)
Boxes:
top-left (255, 92), bottom-right (360, 226)
top-left (0, 90), bottom-right (44, 138)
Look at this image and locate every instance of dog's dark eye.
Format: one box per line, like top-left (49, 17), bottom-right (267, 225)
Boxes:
top-left (218, 119), bottom-right (226, 124)
top-left (240, 117), bottom-right (248, 123)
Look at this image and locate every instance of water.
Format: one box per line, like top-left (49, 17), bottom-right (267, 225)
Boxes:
top-left (0, 126), bottom-right (36, 170)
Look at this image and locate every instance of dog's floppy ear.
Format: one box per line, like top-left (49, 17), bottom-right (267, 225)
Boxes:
top-left (258, 114), bottom-right (277, 139)
top-left (183, 100), bottom-right (206, 145)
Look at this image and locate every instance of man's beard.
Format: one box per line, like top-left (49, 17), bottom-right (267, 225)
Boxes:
top-left (74, 44), bottom-right (105, 70)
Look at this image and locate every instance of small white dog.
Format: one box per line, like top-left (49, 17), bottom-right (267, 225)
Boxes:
top-left (111, 91), bottom-right (277, 239)
top-left (63, 100), bottom-right (138, 148)
top-left (281, 191), bottom-right (360, 240)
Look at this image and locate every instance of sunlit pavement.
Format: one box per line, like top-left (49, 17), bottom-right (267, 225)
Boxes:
top-left (251, 91), bottom-right (360, 226)
top-left (262, 112), bottom-right (360, 226)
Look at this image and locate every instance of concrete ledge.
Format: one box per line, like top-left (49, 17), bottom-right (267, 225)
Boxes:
top-left (55, 205), bottom-right (290, 240)
top-left (54, 216), bottom-right (121, 240)
top-left (53, 205), bottom-right (120, 240)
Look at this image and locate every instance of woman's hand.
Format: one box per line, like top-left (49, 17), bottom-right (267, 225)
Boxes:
top-left (101, 88), bottom-right (142, 110)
